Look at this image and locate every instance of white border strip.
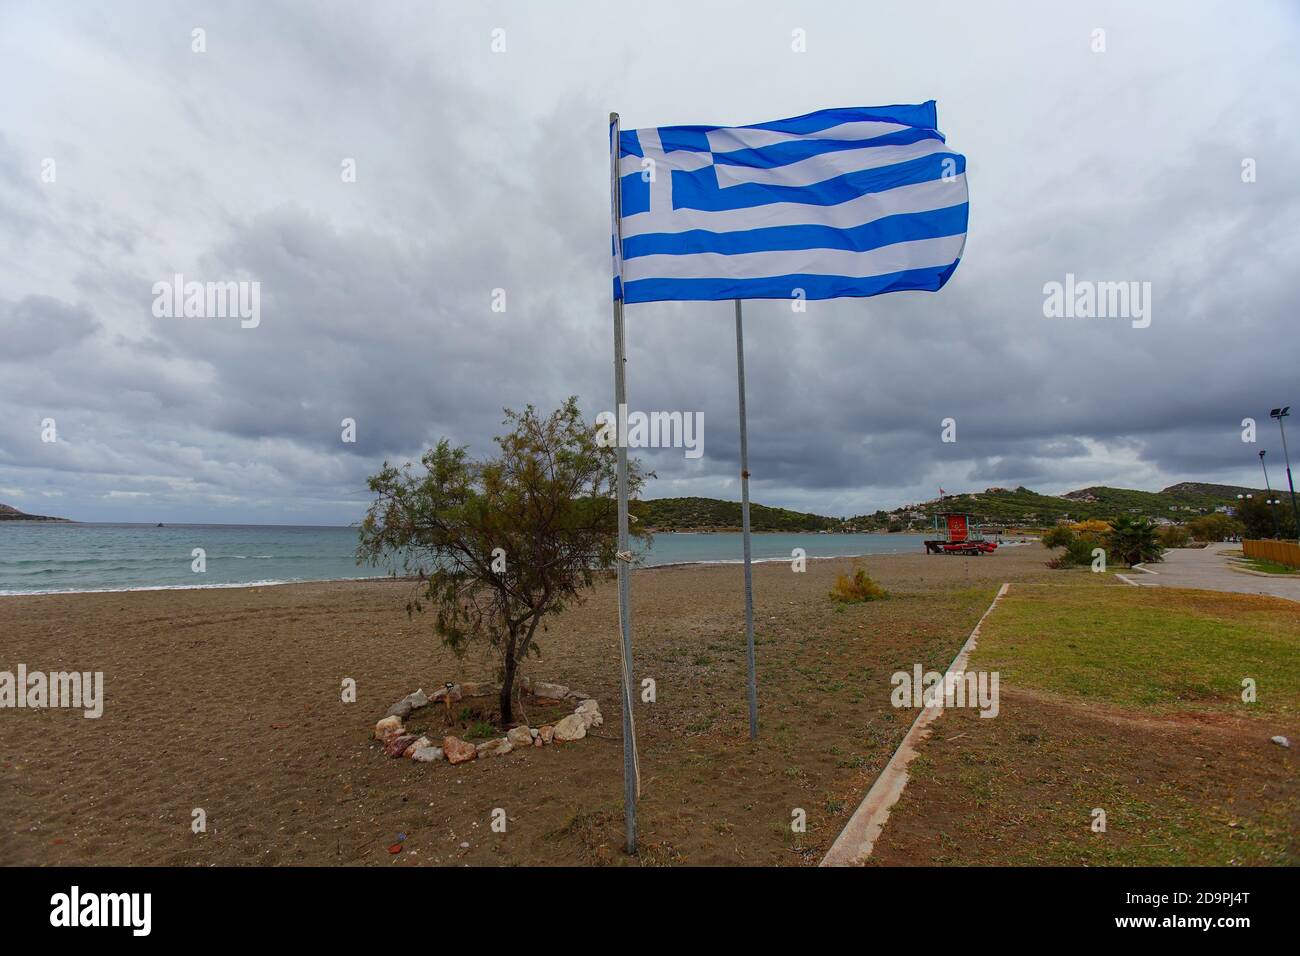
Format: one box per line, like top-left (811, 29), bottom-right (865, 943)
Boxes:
top-left (819, 582), bottom-right (1011, 866)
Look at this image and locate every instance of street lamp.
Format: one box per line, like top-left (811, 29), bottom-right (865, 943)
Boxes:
top-left (1269, 406), bottom-right (1300, 541)
top-left (1258, 449), bottom-right (1282, 539)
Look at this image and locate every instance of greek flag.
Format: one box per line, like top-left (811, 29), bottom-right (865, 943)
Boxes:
top-left (612, 102), bottom-right (967, 303)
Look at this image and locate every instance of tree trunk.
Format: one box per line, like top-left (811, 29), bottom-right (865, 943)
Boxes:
top-left (500, 637), bottom-right (517, 726)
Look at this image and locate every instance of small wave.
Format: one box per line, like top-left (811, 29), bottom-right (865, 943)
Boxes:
top-left (0, 556), bottom-right (178, 568)
top-left (0, 574), bottom-right (389, 597)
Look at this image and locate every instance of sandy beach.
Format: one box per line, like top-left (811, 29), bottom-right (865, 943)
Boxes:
top-left (0, 547), bottom-right (1057, 866)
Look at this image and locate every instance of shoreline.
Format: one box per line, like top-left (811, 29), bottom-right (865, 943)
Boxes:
top-left (0, 557), bottom-right (851, 598)
top-left (0, 540), bottom-right (1038, 598)
top-left (0, 549), bottom-right (927, 598)
top-left (0, 574), bottom-right (394, 599)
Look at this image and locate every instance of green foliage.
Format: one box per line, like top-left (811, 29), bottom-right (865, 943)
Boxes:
top-left (1106, 516), bottom-right (1164, 567)
top-left (1156, 524), bottom-right (1191, 548)
top-left (1040, 525), bottom-right (1075, 549)
top-left (357, 397), bottom-right (648, 724)
top-left (1234, 495), bottom-right (1297, 540)
top-left (1187, 513), bottom-right (1243, 543)
top-left (828, 567), bottom-right (888, 603)
top-left (635, 496), bottom-right (838, 532)
top-left (1046, 537), bottom-right (1098, 569)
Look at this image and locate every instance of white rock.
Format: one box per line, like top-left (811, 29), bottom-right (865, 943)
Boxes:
top-left (476, 737), bottom-right (514, 757)
top-left (506, 726), bottom-right (533, 748)
top-left (1271, 735), bottom-right (1291, 748)
top-left (407, 688), bottom-right (430, 709)
top-left (552, 713), bottom-right (587, 742)
top-left (411, 746), bottom-right (444, 763)
top-left (402, 736), bottom-right (432, 759)
top-left (575, 699), bottom-right (603, 728)
top-left (533, 681), bottom-right (570, 700)
top-left (386, 688), bottom-right (430, 720)
top-left (374, 715), bottom-right (404, 740)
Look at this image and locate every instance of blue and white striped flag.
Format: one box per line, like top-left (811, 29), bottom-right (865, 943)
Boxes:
top-left (611, 102), bottom-right (967, 304)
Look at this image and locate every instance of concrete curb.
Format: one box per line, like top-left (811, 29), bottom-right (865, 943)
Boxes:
top-left (819, 582), bottom-right (1011, 867)
top-left (1114, 573), bottom-right (1151, 587)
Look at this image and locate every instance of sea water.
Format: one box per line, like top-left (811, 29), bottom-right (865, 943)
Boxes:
top-left (0, 522), bottom-right (930, 595)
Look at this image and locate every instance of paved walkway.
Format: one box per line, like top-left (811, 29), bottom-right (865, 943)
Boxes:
top-left (1131, 542), bottom-right (1300, 603)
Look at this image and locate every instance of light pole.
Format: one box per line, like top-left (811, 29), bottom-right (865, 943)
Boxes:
top-left (1270, 406), bottom-right (1300, 541)
top-left (1259, 450), bottom-right (1282, 539)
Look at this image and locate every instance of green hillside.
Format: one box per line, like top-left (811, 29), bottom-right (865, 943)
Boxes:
top-left (634, 496), bottom-right (839, 532)
top-left (638, 482), bottom-right (1271, 533)
top-left (847, 483), bottom-right (1267, 531)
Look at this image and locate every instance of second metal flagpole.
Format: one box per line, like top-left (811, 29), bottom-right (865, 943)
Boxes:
top-left (735, 299), bottom-right (758, 740)
top-left (610, 112), bottom-right (638, 854)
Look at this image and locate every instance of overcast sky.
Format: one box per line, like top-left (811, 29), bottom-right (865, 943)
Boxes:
top-left (2, 1), bottom-right (1298, 524)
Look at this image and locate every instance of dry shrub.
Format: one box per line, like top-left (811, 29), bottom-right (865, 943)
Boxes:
top-left (829, 567), bottom-right (888, 603)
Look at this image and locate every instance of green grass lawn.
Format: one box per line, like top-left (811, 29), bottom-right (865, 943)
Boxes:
top-left (975, 584), bottom-right (1300, 717)
top-left (873, 583), bottom-right (1299, 866)
top-left (1240, 556), bottom-right (1300, 575)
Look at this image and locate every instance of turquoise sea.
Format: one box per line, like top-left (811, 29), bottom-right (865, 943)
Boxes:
top-left (0, 522), bottom-right (932, 595)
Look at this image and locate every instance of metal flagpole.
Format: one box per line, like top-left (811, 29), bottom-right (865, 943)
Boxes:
top-left (1276, 411), bottom-right (1300, 543)
top-left (610, 112), bottom-right (639, 854)
top-left (735, 299), bottom-right (758, 740)
top-left (1259, 450), bottom-right (1281, 539)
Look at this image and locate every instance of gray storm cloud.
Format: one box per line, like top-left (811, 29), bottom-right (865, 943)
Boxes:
top-left (1, 1), bottom-right (1297, 522)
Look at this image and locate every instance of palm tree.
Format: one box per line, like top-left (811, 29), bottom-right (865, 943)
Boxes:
top-left (1106, 515), bottom-right (1164, 567)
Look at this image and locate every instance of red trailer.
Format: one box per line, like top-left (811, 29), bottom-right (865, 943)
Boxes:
top-left (924, 513), bottom-right (998, 555)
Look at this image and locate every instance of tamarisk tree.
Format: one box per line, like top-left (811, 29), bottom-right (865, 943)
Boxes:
top-left (357, 398), bottom-right (649, 725)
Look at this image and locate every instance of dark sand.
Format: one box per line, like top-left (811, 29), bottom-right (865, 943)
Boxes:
top-left (0, 547), bottom-right (1052, 866)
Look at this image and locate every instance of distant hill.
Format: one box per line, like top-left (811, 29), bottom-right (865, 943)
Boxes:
top-left (846, 483), bottom-right (1267, 531)
top-left (636, 483), bottom-right (1273, 533)
top-left (1060, 482), bottom-right (1259, 514)
top-left (0, 502), bottom-right (69, 522)
top-left (634, 496), bottom-right (839, 532)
